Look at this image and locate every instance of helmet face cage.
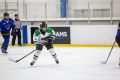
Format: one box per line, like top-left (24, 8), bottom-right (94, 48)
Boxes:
top-left (4, 12), bottom-right (9, 17)
top-left (40, 22), bottom-right (47, 29)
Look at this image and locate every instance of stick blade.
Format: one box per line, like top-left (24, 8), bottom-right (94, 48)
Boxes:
top-left (9, 58), bottom-right (16, 62)
top-left (101, 61), bottom-right (106, 64)
top-left (119, 66), bottom-right (120, 69)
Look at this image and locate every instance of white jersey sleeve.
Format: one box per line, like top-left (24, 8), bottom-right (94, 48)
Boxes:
top-left (50, 29), bottom-right (56, 40)
top-left (33, 29), bottom-right (47, 45)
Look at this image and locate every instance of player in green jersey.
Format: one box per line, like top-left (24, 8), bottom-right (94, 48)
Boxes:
top-left (30, 22), bottom-right (59, 66)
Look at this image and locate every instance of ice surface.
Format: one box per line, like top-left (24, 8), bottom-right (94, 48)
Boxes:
top-left (0, 47), bottom-right (120, 80)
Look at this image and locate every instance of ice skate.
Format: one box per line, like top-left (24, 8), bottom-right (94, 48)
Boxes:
top-left (30, 61), bottom-right (36, 66)
top-left (55, 59), bottom-right (59, 64)
top-left (1, 47), bottom-right (8, 54)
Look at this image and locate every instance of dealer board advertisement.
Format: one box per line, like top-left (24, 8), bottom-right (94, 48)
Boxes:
top-left (31, 27), bottom-right (70, 44)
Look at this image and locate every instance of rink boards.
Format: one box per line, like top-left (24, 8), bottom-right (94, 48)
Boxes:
top-left (0, 25), bottom-right (119, 47)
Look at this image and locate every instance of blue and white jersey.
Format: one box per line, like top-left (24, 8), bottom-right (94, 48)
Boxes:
top-left (117, 22), bottom-right (120, 31)
top-left (0, 18), bottom-right (15, 32)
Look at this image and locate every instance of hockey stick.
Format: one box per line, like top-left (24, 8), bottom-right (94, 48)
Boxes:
top-left (101, 41), bottom-right (115, 64)
top-left (9, 49), bottom-right (37, 63)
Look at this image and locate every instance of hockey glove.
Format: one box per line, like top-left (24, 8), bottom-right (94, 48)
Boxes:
top-left (48, 39), bottom-right (53, 43)
top-left (11, 30), bottom-right (15, 36)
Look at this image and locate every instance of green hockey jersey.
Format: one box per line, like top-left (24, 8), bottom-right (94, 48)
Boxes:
top-left (33, 27), bottom-right (55, 45)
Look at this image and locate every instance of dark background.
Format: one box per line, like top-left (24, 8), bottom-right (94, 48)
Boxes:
top-left (31, 27), bottom-right (70, 44)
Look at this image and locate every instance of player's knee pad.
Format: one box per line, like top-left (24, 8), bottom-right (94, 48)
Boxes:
top-left (4, 38), bottom-right (9, 44)
top-left (33, 50), bottom-right (41, 61)
top-left (5, 38), bottom-right (9, 43)
top-left (49, 49), bottom-right (57, 59)
top-left (49, 48), bottom-right (55, 55)
top-left (2, 38), bottom-right (9, 50)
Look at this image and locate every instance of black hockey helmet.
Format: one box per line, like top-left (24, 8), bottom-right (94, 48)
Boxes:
top-left (40, 22), bottom-right (47, 29)
top-left (3, 12), bottom-right (9, 17)
top-left (15, 14), bottom-right (19, 16)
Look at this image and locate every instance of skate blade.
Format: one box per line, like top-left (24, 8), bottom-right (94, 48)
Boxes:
top-left (2, 53), bottom-right (7, 55)
top-left (30, 65), bottom-right (33, 67)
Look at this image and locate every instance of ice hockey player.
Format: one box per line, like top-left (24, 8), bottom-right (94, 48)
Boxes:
top-left (30, 22), bottom-right (59, 66)
top-left (116, 22), bottom-right (120, 68)
top-left (0, 12), bottom-right (15, 54)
